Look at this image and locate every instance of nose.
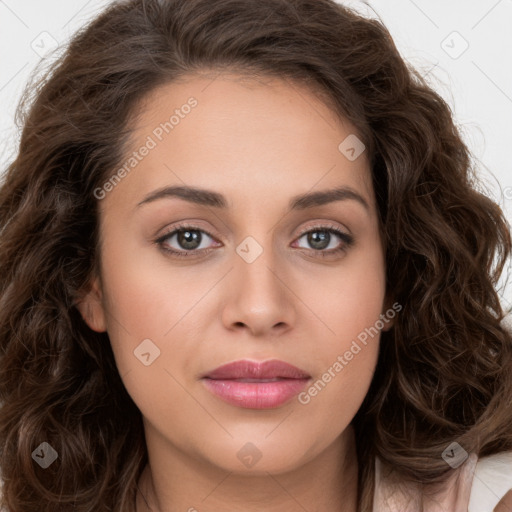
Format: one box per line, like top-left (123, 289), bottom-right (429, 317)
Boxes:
top-left (221, 240), bottom-right (296, 338)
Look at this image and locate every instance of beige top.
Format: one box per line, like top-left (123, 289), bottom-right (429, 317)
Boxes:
top-left (374, 451), bottom-right (512, 511)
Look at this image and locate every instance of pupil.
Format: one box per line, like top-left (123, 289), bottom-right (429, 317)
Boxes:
top-left (309, 231), bottom-right (329, 250)
top-left (178, 229), bottom-right (201, 250)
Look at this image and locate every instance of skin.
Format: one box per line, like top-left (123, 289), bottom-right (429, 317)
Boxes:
top-left (78, 72), bottom-right (393, 512)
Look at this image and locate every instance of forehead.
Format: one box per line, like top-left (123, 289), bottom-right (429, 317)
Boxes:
top-left (104, 72), bottom-right (376, 215)
top-left (133, 71), bottom-right (353, 145)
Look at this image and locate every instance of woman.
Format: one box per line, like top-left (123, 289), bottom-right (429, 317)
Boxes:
top-left (0, 0), bottom-right (511, 511)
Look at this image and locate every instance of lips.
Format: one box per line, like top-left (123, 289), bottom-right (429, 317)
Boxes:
top-left (203, 359), bottom-right (310, 380)
top-left (201, 359), bottom-right (311, 409)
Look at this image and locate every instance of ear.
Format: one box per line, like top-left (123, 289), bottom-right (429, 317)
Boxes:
top-left (76, 275), bottom-right (108, 332)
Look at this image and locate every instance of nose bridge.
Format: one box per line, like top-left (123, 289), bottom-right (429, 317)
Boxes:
top-left (221, 230), bottom-right (295, 334)
top-left (234, 232), bottom-right (283, 300)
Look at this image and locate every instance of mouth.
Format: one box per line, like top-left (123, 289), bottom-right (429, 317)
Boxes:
top-left (201, 359), bottom-right (311, 409)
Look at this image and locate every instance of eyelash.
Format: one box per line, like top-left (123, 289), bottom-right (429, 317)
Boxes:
top-left (154, 222), bottom-right (355, 259)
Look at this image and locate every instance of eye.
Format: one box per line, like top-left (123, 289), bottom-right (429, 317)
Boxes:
top-left (293, 224), bottom-right (354, 257)
top-left (154, 222), bottom-right (354, 259)
top-left (155, 223), bottom-right (220, 259)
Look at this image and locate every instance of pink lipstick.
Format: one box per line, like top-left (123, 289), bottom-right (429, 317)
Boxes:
top-left (201, 359), bottom-right (310, 409)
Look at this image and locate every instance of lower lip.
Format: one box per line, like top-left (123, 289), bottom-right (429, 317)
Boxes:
top-left (202, 378), bottom-right (310, 409)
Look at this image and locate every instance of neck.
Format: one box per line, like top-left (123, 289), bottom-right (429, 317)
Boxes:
top-left (136, 424), bottom-right (359, 512)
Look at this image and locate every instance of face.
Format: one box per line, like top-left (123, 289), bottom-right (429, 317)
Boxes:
top-left (79, 72), bottom-right (391, 475)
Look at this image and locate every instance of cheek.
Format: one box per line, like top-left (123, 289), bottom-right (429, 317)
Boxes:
top-left (293, 245), bottom-right (385, 423)
top-left (292, 340), bottom-right (379, 464)
top-left (295, 311), bottom-right (381, 451)
top-left (98, 222), bottom-right (195, 332)
top-left (304, 334), bottom-right (380, 405)
top-left (305, 243), bottom-right (387, 342)
top-left (95, 232), bottom-right (175, 376)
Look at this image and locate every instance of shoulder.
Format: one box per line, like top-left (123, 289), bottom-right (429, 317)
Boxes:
top-left (374, 451), bottom-right (512, 512)
top-left (469, 451), bottom-right (512, 512)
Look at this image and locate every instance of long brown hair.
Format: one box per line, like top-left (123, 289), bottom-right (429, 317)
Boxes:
top-left (0, 0), bottom-right (511, 510)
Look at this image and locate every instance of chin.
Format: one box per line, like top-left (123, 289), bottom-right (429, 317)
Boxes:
top-left (200, 436), bottom-right (315, 476)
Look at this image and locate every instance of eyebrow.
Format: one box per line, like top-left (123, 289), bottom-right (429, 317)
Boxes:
top-left (136, 185), bottom-right (370, 212)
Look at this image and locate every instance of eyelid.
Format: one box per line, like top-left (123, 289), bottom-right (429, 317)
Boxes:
top-left (154, 221), bottom-right (221, 247)
top-left (296, 221), bottom-right (351, 238)
top-left (155, 220), bottom-right (221, 241)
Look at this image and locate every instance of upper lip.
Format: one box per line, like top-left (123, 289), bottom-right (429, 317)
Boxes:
top-left (202, 359), bottom-right (311, 380)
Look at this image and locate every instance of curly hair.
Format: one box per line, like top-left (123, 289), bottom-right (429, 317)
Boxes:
top-left (0, 0), bottom-right (511, 511)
